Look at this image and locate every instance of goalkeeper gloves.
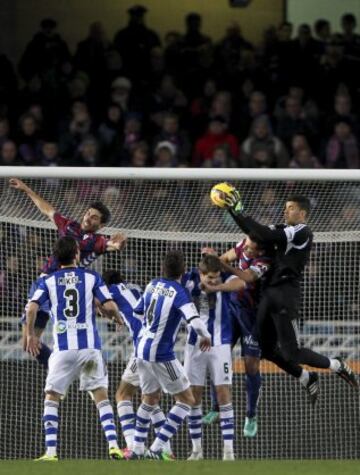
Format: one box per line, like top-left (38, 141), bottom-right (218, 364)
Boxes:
top-left (225, 189), bottom-right (244, 214)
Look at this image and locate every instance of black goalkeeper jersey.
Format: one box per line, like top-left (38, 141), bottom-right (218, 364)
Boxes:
top-left (265, 223), bottom-right (313, 286)
top-left (229, 212), bottom-right (313, 287)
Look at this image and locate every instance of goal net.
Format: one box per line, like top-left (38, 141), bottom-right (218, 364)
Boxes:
top-left (0, 167), bottom-right (359, 459)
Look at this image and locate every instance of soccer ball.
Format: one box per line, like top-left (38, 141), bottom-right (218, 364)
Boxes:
top-left (210, 182), bottom-right (236, 208)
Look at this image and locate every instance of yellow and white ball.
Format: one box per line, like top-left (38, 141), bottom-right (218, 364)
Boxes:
top-left (210, 182), bottom-right (236, 208)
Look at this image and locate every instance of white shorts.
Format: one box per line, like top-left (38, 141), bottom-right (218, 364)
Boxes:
top-left (184, 343), bottom-right (233, 386)
top-left (137, 358), bottom-right (190, 395)
top-left (121, 355), bottom-right (140, 387)
top-left (45, 349), bottom-right (108, 396)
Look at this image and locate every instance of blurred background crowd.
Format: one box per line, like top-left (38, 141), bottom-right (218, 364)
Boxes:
top-left (0, 5), bottom-right (360, 170)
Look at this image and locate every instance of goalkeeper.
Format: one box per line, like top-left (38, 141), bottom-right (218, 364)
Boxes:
top-left (223, 189), bottom-right (358, 401)
top-left (9, 178), bottom-right (126, 369)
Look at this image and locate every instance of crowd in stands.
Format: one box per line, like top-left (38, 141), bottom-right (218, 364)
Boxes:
top-left (0, 6), bottom-right (360, 169)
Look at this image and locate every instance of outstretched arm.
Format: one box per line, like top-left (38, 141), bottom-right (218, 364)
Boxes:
top-left (228, 209), bottom-right (286, 244)
top-left (9, 178), bottom-right (56, 222)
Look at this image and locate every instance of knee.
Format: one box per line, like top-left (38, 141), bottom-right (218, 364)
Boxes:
top-left (279, 344), bottom-right (300, 364)
top-left (176, 390), bottom-right (195, 407)
top-left (244, 357), bottom-right (260, 375)
top-left (142, 393), bottom-right (160, 406)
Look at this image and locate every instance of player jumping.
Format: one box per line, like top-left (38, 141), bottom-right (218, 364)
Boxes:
top-left (9, 177), bottom-right (126, 369)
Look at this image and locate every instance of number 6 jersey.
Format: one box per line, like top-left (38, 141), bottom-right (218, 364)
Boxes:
top-left (30, 268), bottom-right (113, 351)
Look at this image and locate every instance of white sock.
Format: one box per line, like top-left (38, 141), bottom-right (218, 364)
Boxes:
top-left (151, 402), bottom-right (191, 452)
top-left (97, 399), bottom-right (119, 450)
top-left (133, 403), bottom-right (155, 455)
top-left (329, 358), bottom-right (341, 372)
top-left (117, 400), bottom-right (135, 449)
top-left (188, 405), bottom-right (202, 452)
top-left (219, 404), bottom-right (234, 453)
top-left (299, 369), bottom-right (310, 387)
top-left (44, 400), bottom-right (59, 457)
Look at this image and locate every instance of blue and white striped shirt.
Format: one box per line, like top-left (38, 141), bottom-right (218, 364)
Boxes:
top-left (135, 278), bottom-right (198, 362)
top-left (31, 267), bottom-right (112, 352)
top-left (109, 282), bottom-right (143, 345)
top-left (182, 269), bottom-right (235, 346)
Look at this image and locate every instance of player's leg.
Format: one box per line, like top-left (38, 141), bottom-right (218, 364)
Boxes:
top-left (239, 308), bottom-right (261, 437)
top-left (80, 350), bottom-right (123, 460)
top-left (184, 343), bottom-right (206, 459)
top-left (115, 356), bottom-right (139, 451)
top-left (148, 359), bottom-right (194, 460)
top-left (272, 285), bottom-right (358, 389)
top-left (130, 359), bottom-right (161, 458)
top-left (210, 345), bottom-right (235, 461)
top-left (35, 350), bottom-right (80, 461)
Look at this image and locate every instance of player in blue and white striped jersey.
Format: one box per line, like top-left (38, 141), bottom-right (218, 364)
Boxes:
top-left (130, 251), bottom-right (211, 460)
top-left (182, 254), bottom-right (246, 461)
top-left (102, 270), bottom-right (173, 457)
top-left (26, 237), bottom-right (124, 462)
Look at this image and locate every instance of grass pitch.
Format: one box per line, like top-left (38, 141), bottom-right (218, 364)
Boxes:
top-left (1, 460), bottom-right (360, 475)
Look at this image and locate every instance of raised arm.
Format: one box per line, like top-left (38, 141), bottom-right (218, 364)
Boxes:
top-left (9, 178), bottom-right (56, 222)
top-left (220, 248), bottom-right (259, 283)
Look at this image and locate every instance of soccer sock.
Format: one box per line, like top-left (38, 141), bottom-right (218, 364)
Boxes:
top-left (117, 400), bottom-right (135, 450)
top-left (133, 403), bottom-right (155, 455)
top-left (150, 406), bottom-right (172, 453)
top-left (299, 369), bottom-right (310, 387)
top-left (43, 400), bottom-right (59, 457)
top-left (329, 358), bottom-right (341, 372)
top-left (188, 405), bottom-right (202, 452)
top-left (219, 403), bottom-right (234, 452)
top-left (150, 402), bottom-right (191, 453)
top-left (210, 382), bottom-right (219, 412)
top-left (36, 344), bottom-right (51, 369)
top-left (97, 400), bottom-right (119, 450)
top-left (245, 373), bottom-right (261, 418)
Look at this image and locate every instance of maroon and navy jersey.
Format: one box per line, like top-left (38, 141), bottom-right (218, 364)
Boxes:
top-left (42, 213), bottom-right (108, 274)
top-left (232, 239), bottom-right (271, 310)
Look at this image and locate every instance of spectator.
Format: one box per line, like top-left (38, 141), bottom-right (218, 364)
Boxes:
top-left (324, 91), bottom-right (359, 137)
top-left (339, 13), bottom-right (360, 58)
top-left (19, 17), bottom-right (71, 82)
top-left (110, 76), bottom-right (134, 113)
top-left (153, 141), bottom-right (178, 167)
top-left (58, 101), bottom-right (93, 157)
top-left (128, 141), bottom-right (150, 166)
top-left (314, 19), bottom-right (331, 52)
top-left (122, 113), bottom-right (144, 162)
top-left (276, 95), bottom-right (317, 151)
top-left (290, 147), bottom-right (322, 168)
top-left (242, 115), bottom-right (288, 167)
top-left (38, 140), bottom-right (61, 166)
top-left (74, 22), bottom-right (110, 106)
top-left (73, 135), bottom-right (100, 166)
top-left (152, 112), bottom-right (191, 164)
top-left (0, 140), bottom-right (22, 166)
top-left (149, 74), bottom-right (188, 129)
top-left (0, 51), bottom-right (17, 114)
top-left (209, 91), bottom-right (233, 130)
top-left (325, 119), bottom-right (359, 168)
top-left (190, 78), bottom-right (218, 137)
top-left (98, 103), bottom-right (123, 164)
top-left (177, 12), bottom-right (213, 95)
top-left (0, 118), bottom-right (10, 148)
top-left (237, 90), bottom-right (267, 140)
top-left (193, 115), bottom-right (239, 166)
top-left (113, 5), bottom-right (160, 82)
top-left (290, 132), bottom-right (311, 156)
top-left (17, 114), bottom-right (42, 164)
top-left (202, 144), bottom-right (237, 168)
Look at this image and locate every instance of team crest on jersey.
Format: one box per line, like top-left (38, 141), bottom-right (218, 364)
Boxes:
top-left (56, 321), bottom-right (67, 334)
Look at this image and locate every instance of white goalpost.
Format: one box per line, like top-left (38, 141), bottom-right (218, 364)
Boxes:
top-left (0, 167), bottom-right (359, 459)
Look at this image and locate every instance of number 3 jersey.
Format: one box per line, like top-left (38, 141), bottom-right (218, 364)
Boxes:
top-left (135, 278), bottom-right (199, 362)
top-left (31, 267), bottom-right (113, 352)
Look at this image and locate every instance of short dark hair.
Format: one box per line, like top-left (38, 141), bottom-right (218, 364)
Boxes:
top-left (162, 250), bottom-right (185, 279)
top-left (287, 194), bottom-right (311, 216)
top-left (54, 236), bottom-right (78, 265)
top-left (199, 254), bottom-right (222, 274)
top-left (88, 201), bottom-right (111, 224)
top-left (103, 269), bottom-right (124, 285)
top-left (314, 19), bottom-right (330, 33)
top-left (342, 13), bottom-right (356, 25)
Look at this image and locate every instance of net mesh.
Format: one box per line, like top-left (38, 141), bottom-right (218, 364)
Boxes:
top-left (0, 174), bottom-right (359, 459)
